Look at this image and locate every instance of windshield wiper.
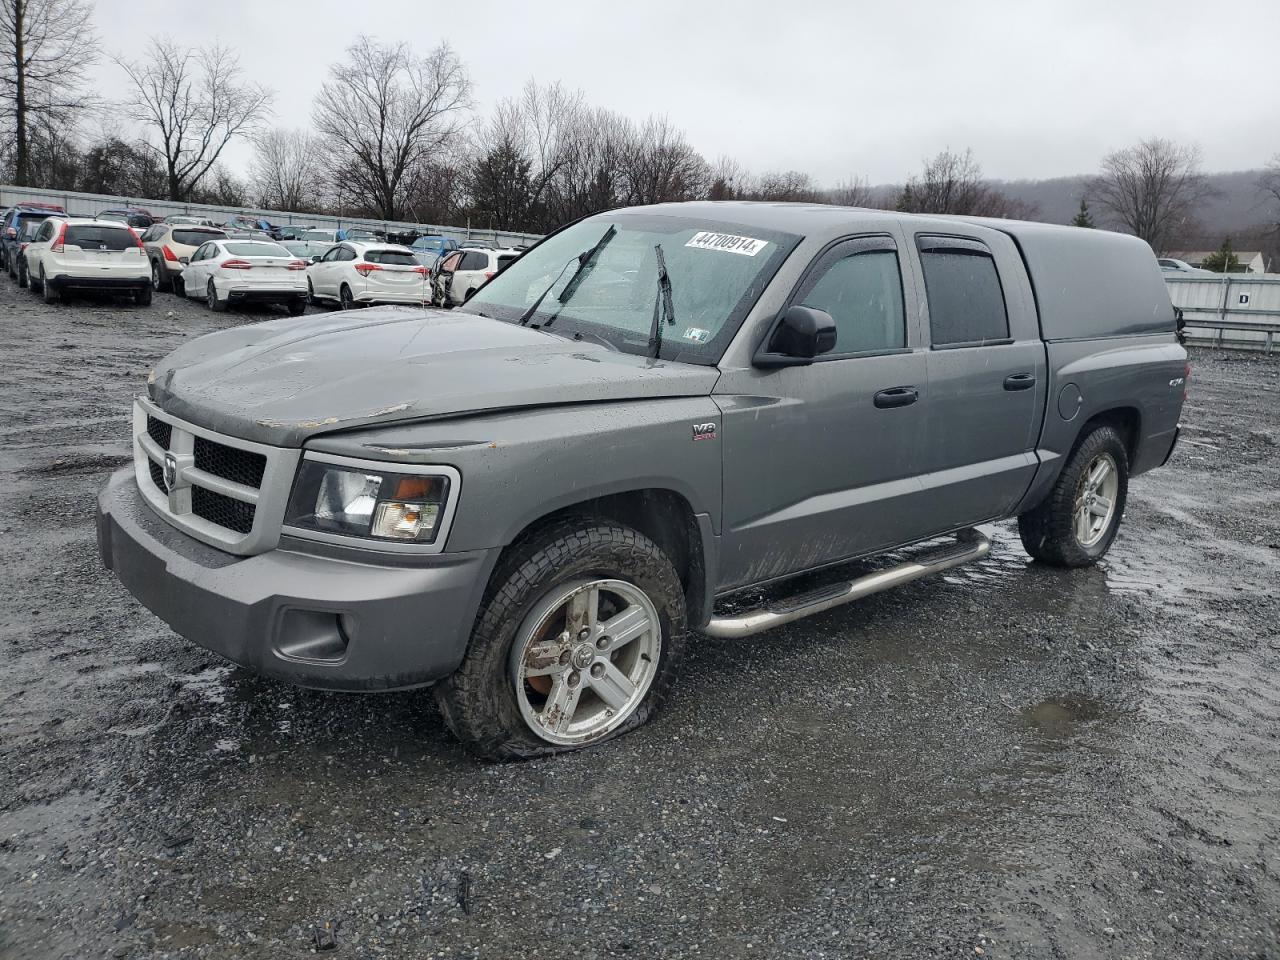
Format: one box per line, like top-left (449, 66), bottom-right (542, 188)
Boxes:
top-left (647, 243), bottom-right (676, 359)
top-left (516, 224), bottom-right (616, 327)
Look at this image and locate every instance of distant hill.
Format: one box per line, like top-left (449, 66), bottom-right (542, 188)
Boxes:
top-left (866, 169), bottom-right (1276, 237)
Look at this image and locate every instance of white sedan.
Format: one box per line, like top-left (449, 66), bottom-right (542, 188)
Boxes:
top-left (307, 240), bottom-right (430, 309)
top-left (179, 239), bottom-right (310, 314)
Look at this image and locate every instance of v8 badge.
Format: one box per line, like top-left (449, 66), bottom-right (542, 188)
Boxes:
top-left (692, 422), bottom-right (717, 441)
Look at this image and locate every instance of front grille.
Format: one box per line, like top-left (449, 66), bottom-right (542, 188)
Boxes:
top-left (195, 436), bottom-right (266, 488)
top-left (191, 486), bottom-right (256, 534)
top-left (146, 415), bottom-right (172, 450)
top-left (147, 458), bottom-right (164, 490)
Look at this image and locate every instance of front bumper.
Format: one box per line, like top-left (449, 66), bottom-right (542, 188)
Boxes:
top-left (96, 468), bottom-right (496, 691)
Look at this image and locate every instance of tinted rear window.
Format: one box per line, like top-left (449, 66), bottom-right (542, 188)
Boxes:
top-left (459, 251), bottom-right (489, 270)
top-left (497, 254), bottom-right (518, 269)
top-left (917, 239), bottom-right (1009, 347)
top-left (173, 229), bottom-right (225, 246)
top-left (15, 211), bottom-right (52, 228)
top-left (65, 225), bottom-right (136, 250)
top-left (364, 249), bottom-right (417, 266)
top-left (225, 242), bottom-right (290, 257)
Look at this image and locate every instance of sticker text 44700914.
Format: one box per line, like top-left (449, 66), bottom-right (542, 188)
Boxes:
top-left (684, 232), bottom-right (768, 257)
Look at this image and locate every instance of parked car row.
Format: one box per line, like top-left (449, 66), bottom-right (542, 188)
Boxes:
top-left (0, 201), bottom-right (525, 314)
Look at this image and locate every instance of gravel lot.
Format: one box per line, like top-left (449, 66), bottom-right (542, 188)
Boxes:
top-left (0, 280), bottom-right (1278, 960)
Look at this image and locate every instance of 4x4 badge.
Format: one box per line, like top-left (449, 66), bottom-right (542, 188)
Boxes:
top-left (692, 422), bottom-right (717, 441)
top-left (162, 452), bottom-right (178, 492)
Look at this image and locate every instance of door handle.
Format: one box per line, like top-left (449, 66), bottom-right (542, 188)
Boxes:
top-left (873, 386), bottom-right (919, 409)
top-left (1003, 373), bottom-right (1036, 391)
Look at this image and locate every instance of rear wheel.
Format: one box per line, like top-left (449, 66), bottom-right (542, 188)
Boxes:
top-left (40, 268), bottom-right (59, 303)
top-left (287, 297), bottom-right (306, 316)
top-left (339, 284), bottom-right (355, 310)
top-left (17, 259), bottom-right (28, 288)
top-left (206, 279), bottom-right (226, 313)
top-left (1018, 425), bottom-right (1129, 567)
top-left (135, 285), bottom-right (152, 307)
top-left (435, 520), bottom-right (687, 760)
top-left (151, 260), bottom-right (171, 292)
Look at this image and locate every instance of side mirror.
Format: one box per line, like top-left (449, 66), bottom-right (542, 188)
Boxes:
top-left (755, 306), bottom-right (838, 367)
top-left (310, 255), bottom-right (322, 263)
top-left (179, 256), bottom-right (190, 265)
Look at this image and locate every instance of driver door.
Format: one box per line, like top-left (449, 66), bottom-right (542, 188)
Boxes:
top-left (714, 233), bottom-right (934, 589)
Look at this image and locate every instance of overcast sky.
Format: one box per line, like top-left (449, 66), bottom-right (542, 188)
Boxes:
top-left (93, 0), bottom-right (1279, 186)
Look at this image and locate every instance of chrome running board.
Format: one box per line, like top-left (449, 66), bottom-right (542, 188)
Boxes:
top-left (702, 529), bottom-right (991, 639)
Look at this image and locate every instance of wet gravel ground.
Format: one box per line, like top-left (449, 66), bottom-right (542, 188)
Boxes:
top-left (0, 279), bottom-right (1278, 960)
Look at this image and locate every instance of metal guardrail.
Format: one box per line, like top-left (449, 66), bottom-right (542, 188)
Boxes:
top-left (0, 183), bottom-right (543, 249)
top-left (1166, 274), bottom-right (1280, 354)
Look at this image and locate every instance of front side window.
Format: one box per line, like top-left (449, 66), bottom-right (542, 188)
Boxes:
top-left (461, 214), bottom-right (800, 364)
top-left (917, 236), bottom-right (1009, 347)
top-left (795, 243), bottom-right (905, 355)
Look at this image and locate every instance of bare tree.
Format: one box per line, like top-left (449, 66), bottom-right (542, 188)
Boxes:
top-left (620, 115), bottom-right (708, 206)
top-left (251, 128), bottom-right (322, 211)
top-left (706, 155), bottom-right (743, 201)
top-left (896, 148), bottom-right (987, 214)
top-left (1090, 138), bottom-right (1211, 253)
top-left (313, 36), bottom-right (471, 221)
top-left (823, 175), bottom-right (873, 207)
top-left (0, 0), bottom-right (97, 185)
top-left (1261, 155), bottom-right (1280, 227)
top-left (746, 170), bottom-right (820, 202)
top-left (118, 38), bottom-right (272, 201)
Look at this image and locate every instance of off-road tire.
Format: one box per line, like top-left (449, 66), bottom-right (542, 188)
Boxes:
top-left (435, 520), bottom-right (688, 761)
top-left (1018, 425), bottom-right (1129, 567)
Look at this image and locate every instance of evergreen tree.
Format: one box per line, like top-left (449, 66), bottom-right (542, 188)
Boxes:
top-left (1201, 238), bottom-right (1241, 273)
top-left (1071, 198), bottom-right (1095, 228)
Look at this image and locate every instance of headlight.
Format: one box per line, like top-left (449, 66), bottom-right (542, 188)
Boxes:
top-left (285, 460), bottom-right (452, 543)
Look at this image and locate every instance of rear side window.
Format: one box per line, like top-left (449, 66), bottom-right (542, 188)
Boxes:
top-left (797, 245), bottom-right (906, 355)
top-left (496, 254), bottom-right (518, 270)
top-left (364, 249), bottom-right (417, 266)
top-left (173, 229), bottom-right (225, 246)
top-left (64, 225), bottom-right (136, 250)
top-left (460, 251), bottom-right (488, 271)
top-left (917, 236), bottom-right (1009, 347)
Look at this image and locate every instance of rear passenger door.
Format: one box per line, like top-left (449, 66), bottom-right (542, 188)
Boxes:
top-left (910, 232), bottom-right (1045, 528)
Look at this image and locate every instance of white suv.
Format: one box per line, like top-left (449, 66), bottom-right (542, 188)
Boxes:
top-left (306, 241), bottom-right (429, 309)
top-left (25, 217), bottom-right (152, 305)
top-left (431, 247), bottom-right (521, 306)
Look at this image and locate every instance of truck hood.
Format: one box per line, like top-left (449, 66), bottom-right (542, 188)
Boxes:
top-left (148, 308), bottom-right (720, 447)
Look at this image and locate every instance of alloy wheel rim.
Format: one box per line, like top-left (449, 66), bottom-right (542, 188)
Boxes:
top-left (510, 578), bottom-right (661, 746)
top-left (1074, 452), bottom-right (1119, 547)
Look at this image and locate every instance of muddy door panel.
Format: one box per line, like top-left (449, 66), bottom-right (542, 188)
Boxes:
top-left (714, 353), bottom-right (930, 590)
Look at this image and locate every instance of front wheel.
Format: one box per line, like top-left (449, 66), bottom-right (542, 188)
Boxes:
top-left (1018, 425), bottom-right (1129, 567)
top-left (435, 521), bottom-right (687, 760)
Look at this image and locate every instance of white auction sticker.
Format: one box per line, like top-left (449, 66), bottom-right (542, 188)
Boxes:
top-left (685, 232), bottom-right (768, 256)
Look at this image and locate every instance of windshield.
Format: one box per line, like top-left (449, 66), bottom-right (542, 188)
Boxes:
top-left (459, 214), bottom-right (799, 364)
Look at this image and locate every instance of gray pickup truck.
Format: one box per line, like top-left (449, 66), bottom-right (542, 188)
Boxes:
top-left (97, 202), bottom-right (1186, 758)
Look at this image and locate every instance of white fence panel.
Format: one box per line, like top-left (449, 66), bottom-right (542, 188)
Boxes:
top-left (0, 183), bottom-right (543, 249)
top-left (1165, 275), bottom-right (1280, 353)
